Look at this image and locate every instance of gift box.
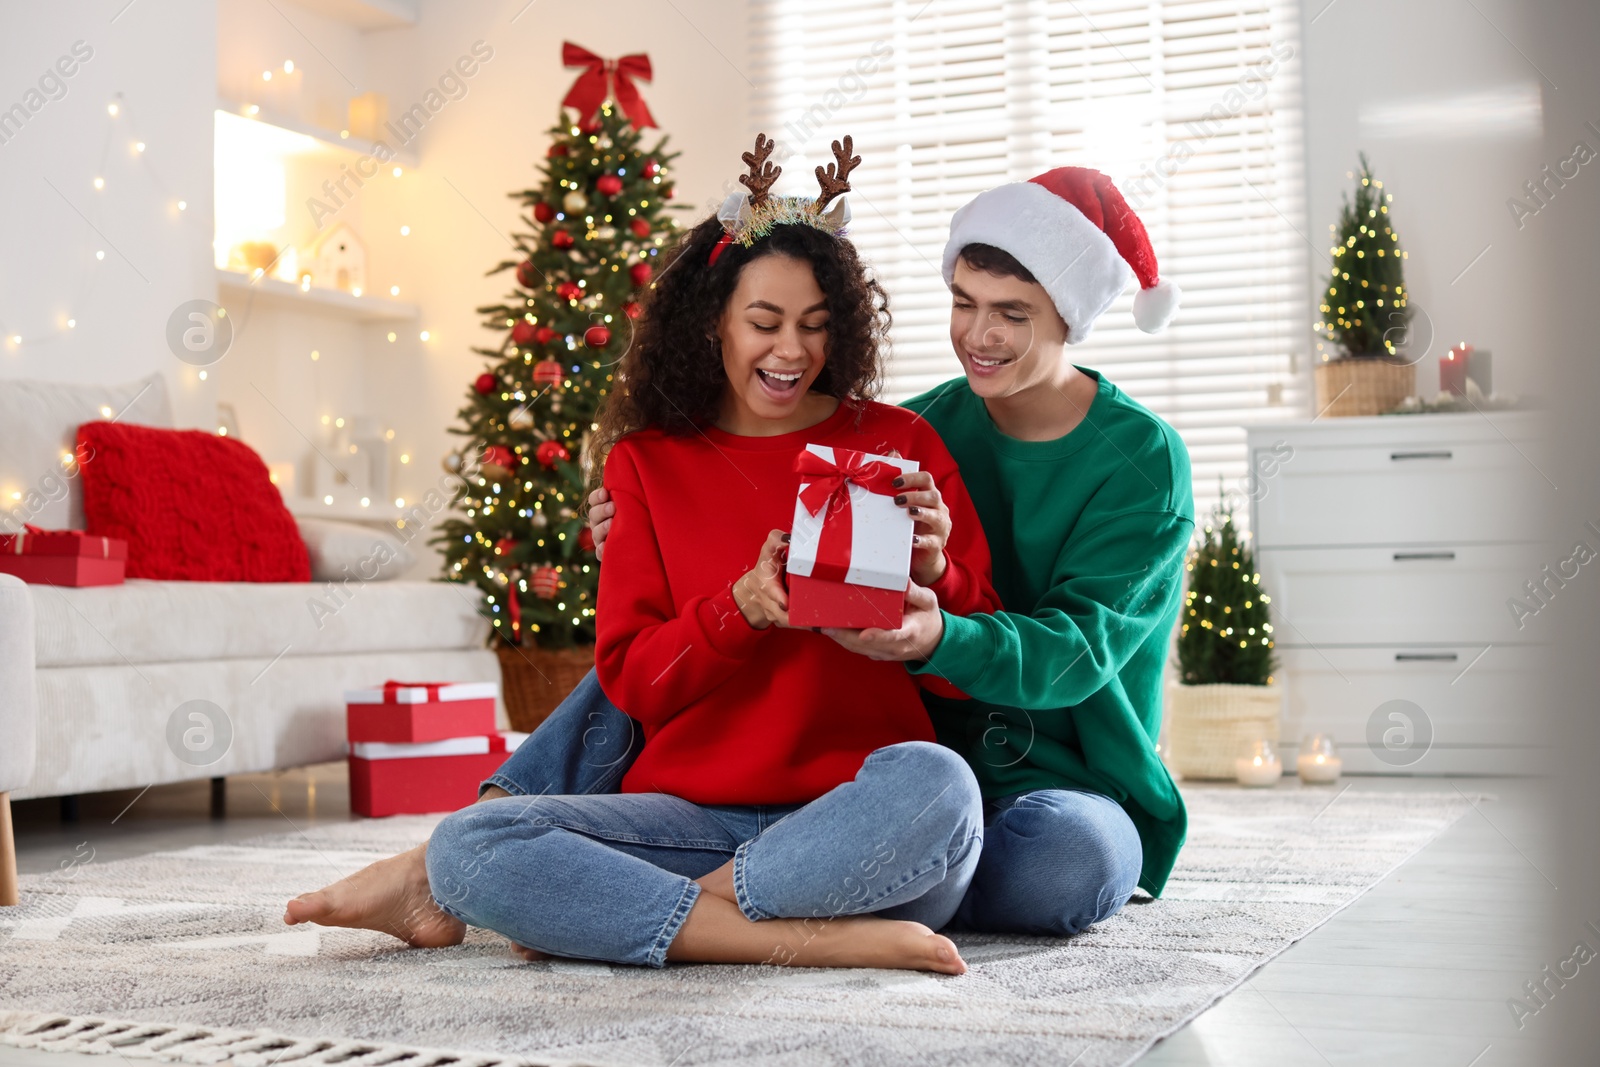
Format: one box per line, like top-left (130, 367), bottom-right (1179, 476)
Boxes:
top-left (345, 680), bottom-right (499, 743)
top-left (0, 525), bottom-right (127, 587)
top-left (785, 444), bottom-right (917, 629)
top-left (348, 732), bottom-right (528, 817)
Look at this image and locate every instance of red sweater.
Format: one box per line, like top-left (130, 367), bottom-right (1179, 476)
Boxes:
top-left (596, 399), bottom-right (1000, 805)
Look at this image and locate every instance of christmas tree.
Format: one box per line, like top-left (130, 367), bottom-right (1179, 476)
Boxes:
top-left (432, 98), bottom-right (680, 649)
top-left (1315, 153), bottom-right (1409, 359)
top-left (1177, 496), bottom-right (1277, 686)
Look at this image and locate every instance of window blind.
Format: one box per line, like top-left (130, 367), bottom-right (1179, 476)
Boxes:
top-left (749, 0), bottom-right (1309, 521)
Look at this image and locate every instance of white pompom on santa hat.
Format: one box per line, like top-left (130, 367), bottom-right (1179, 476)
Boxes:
top-left (942, 166), bottom-right (1180, 345)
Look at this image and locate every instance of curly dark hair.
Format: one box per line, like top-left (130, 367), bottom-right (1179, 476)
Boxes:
top-left (589, 213), bottom-right (890, 485)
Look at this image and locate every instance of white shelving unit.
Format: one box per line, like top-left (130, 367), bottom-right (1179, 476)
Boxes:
top-left (278, 0), bottom-right (419, 31)
top-left (215, 98), bottom-right (418, 168)
top-left (216, 268), bottom-right (418, 322)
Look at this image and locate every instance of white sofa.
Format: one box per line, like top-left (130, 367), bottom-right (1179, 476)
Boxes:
top-left (0, 374), bottom-right (502, 809)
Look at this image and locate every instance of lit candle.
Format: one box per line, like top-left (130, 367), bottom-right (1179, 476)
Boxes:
top-left (1297, 733), bottom-right (1343, 784)
top-left (1440, 343), bottom-right (1471, 397)
top-left (1235, 739), bottom-right (1282, 788)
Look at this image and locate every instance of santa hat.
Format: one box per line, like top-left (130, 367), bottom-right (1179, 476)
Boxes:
top-left (941, 167), bottom-right (1180, 345)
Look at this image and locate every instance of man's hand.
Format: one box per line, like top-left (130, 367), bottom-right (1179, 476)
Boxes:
top-left (586, 486), bottom-right (614, 561)
top-left (822, 581), bottom-right (945, 662)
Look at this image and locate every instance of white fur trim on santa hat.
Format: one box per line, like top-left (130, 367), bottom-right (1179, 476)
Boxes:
top-left (942, 181), bottom-right (1129, 345)
top-left (1133, 277), bottom-right (1181, 333)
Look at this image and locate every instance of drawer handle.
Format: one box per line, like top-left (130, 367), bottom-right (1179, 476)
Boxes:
top-left (1393, 551), bottom-right (1457, 561)
top-left (1390, 450), bottom-right (1453, 461)
top-left (1395, 652), bottom-right (1460, 662)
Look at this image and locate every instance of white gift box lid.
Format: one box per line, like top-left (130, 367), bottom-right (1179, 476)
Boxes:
top-left (350, 732), bottom-right (527, 761)
top-left (344, 681), bottom-right (500, 704)
top-left (787, 443), bottom-right (918, 592)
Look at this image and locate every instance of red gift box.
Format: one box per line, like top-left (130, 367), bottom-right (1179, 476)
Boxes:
top-left (785, 445), bottom-right (917, 629)
top-left (348, 734), bottom-right (522, 817)
top-left (345, 680), bottom-right (499, 743)
top-left (0, 525), bottom-right (127, 587)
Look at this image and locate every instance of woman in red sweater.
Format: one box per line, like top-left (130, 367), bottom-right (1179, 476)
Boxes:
top-left (399, 138), bottom-right (996, 973)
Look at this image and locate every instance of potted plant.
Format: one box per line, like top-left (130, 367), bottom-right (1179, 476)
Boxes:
top-left (1166, 497), bottom-right (1281, 780)
top-left (1313, 153), bottom-right (1414, 417)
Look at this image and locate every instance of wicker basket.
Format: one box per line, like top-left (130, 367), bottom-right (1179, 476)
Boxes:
top-left (1314, 357), bottom-right (1416, 418)
top-left (1166, 682), bottom-right (1282, 780)
top-left (495, 642), bottom-right (594, 733)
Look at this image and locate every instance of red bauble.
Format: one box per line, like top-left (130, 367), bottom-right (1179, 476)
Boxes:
top-left (630, 218), bottom-right (652, 238)
top-left (494, 537), bottom-right (519, 557)
top-left (596, 174), bottom-right (623, 197)
top-left (532, 359), bottom-right (564, 387)
top-left (534, 325), bottom-right (558, 344)
top-left (536, 440), bottom-right (572, 468)
top-left (516, 259), bottom-right (538, 288)
top-left (547, 143), bottom-right (569, 158)
top-left (557, 282), bottom-right (583, 302)
top-left (642, 159), bottom-right (660, 178)
top-left (622, 301), bottom-right (641, 319)
top-left (577, 527), bottom-right (595, 553)
top-left (629, 262), bottom-right (653, 287)
top-left (511, 320), bottom-right (537, 345)
top-left (473, 372), bottom-right (497, 395)
top-left (584, 325), bottom-right (610, 348)
top-left (662, 185), bottom-right (674, 200)
top-left (480, 444), bottom-right (515, 475)
top-left (530, 565), bottom-right (560, 599)
top-left (533, 202), bottom-right (555, 223)
top-left (551, 230), bottom-right (575, 250)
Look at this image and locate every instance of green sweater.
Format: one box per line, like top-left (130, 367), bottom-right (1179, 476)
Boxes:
top-left (903, 370), bottom-right (1194, 897)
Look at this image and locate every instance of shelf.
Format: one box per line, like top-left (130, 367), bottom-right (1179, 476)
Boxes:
top-left (216, 268), bottom-right (418, 322)
top-left (284, 495), bottom-right (408, 523)
top-left (215, 99), bottom-right (418, 167)
top-left (278, 0), bottom-right (418, 30)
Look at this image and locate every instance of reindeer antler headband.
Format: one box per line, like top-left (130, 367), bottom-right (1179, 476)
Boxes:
top-left (707, 133), bottom-right (860, 266)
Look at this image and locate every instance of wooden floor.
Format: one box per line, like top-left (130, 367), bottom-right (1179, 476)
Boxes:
top-left (4, 768), bottom-right (1562, 1066)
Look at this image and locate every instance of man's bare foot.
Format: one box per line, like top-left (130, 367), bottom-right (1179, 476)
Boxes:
top-left (283, 843), bottom-right (464, 948)
top-left (778, 915), bottom-right (966, 975)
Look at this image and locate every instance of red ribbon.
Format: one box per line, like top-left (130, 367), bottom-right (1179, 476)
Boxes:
top-left (794, 448), bottom-right (901, 583)
top-left (381, 680), bottom-right (448, 702)
top-left (561, 42), bottom-right (656, 131)
top-left (507, 568), bottom-right (522, 645)
top-left (2, 524), bottom-right (113, 558)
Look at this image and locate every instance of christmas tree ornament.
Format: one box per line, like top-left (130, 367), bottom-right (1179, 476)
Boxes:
top-left (663, 185), bottom-right (674, 199)
top-left (532, 359), bottom-right (565, 387)
top-left (516, 260), bottom-right (539, 287)
top-left (596, 225), bottom-right (616, 241)
top-left (551, 229), bottom-right (575, 250)
top-left (557, 281), bottom-right (583, 302)
top-left (548, 143), bottom-right (568, 158)
top-left (622, 301), bottom-right (641, 319)
top-left (597, 134), bottom-right (613, 149)
top-left (562, 190), bottom-right (587, 213)
top-left (642, 159), bottom-right (660, 178)
top-left (629, 262), bottom-right (653, 286)
top-left (473, 372), bottom-right (497, 395)
top-left (630, 218), bottom-right (652, 238)
top-left (560, 41), bottom-right (657, 130)
top-left (536, 440), bottom-right (571, 468)
top-left (533, 202), bottom-right (555, 223)
top-left (596, 174), bottom-right (623, 197)
top-left (494, 537), bottom-right (519, 557)
top-left (480, 444), bottom-right (517, 479)
top-left (578, 526), bottom-right (595, 553)
top-left (531, 509), bottom-right (548, 528)
top-left (531, 564), bottom-right (561, 599)
top-left (584, 325), bottom-right (610, 348)
top-left (550, 400), bottom-right (562, 414)
top-left (511, 320), bottom-right (537, 345)
top-left (441, 451), bottom-right (464, 474)
top-left (508, 406), bottom-right (534, 430)
top-left (534, 325), bottom-right (558, 344)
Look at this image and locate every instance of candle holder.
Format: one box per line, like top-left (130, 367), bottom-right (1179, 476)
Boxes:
top-left (1296, 734), bottom-right (1343, 784)
top-left (1234, 738), bottom-right (1282, 788)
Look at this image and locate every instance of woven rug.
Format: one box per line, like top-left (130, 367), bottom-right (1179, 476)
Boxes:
top-left (0, 786), bottom-right (1470, 1067)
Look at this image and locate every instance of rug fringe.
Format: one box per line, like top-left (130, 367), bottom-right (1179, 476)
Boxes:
top-left (1, 1012), bottom-right (552, 1067)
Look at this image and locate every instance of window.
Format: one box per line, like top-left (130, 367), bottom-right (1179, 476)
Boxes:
top-left (751, 0), bottom-right (1308, 519)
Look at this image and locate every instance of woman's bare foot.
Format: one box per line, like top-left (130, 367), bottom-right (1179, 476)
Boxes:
top-left (283, 843), bottom-right (465, 948)
top-left (510, 942), bottom-right (551, 962)
top-left (780, 915), bottom-right (966, 975)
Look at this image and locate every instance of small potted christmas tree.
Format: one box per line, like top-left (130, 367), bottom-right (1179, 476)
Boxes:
top-left (1166, 497), bottom-right (1281, 779)
top-left (1313, 153), bottom-right (1413, 417)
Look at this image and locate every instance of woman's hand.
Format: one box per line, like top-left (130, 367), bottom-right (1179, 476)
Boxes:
top-left (892, 471), bottom-right (951, 587)
top-left (586, 487), bottom-right (615, 561)
top-left (731, 529), bottom-right (791, 630)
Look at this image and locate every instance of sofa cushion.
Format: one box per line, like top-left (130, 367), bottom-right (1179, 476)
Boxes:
top-left (29, 578), bottom-right (491, 668)
top-left (77, 421), bottom-right (310, 582)
top-left (0, 373), bottom-right (173, 532)
top-left (297, 516), bottom-right (415, 582)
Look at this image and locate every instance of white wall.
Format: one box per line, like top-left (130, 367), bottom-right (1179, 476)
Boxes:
top-left (0, 0), bottom-right (217, 428)
top-left (1298, 0), bottom-right (1550, 398)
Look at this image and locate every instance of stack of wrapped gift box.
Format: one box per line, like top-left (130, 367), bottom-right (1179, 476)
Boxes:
top-left (345, 680), bottom-right (524, 817)
top-left (0, 525), bottom-right (127, 586)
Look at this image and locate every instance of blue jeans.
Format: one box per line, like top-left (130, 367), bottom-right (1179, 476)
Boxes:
top-left (430, 732), bottom-right (983, 967)
top-left (476, 668), bottom-right (1142, 938)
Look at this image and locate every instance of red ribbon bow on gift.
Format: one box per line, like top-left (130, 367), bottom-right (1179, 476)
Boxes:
top-left (3, 523), bottom-right (114, 557)
top-left (381, 680), bottom-right (448, 701)
top-left (561, 41), bottom-right (656, 131)
top-left (794, 448), bottom-right (902, 583)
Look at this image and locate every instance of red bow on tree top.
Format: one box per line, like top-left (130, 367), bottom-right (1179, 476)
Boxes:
top-left (561, 41), bottom-right (656, 131)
